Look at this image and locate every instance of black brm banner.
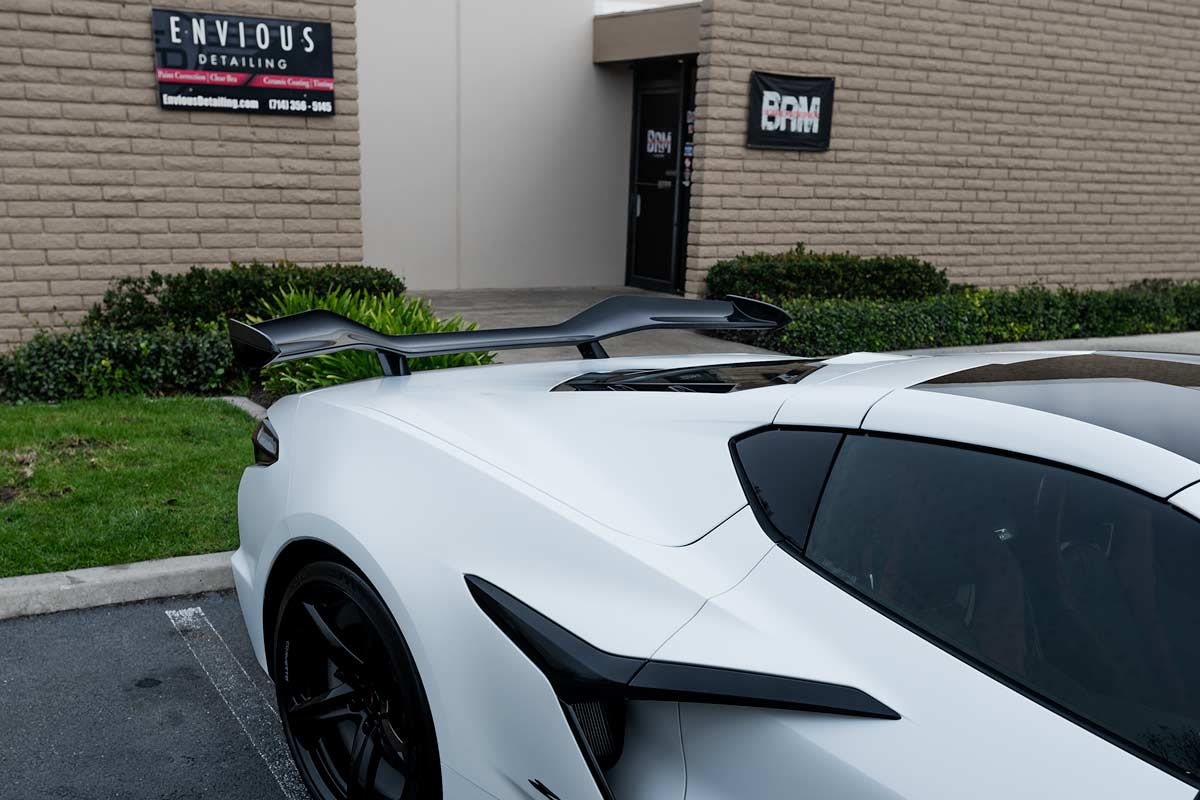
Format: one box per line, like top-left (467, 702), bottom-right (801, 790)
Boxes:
top-left (151, 8), bottom-right (334, 116)
top-left (746, 72), bottom-right (834, 151)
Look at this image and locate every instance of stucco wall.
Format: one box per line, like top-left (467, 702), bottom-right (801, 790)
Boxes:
top-left (686, 0), bottom-right (1200, 295)
top-left (358, 0), bottom-right (633, 290)
top-left (0, 0), bottom-right (362, 345)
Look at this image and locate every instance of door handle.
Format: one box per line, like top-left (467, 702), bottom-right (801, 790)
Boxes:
top-left (635, 193), bottom-right (641, 218)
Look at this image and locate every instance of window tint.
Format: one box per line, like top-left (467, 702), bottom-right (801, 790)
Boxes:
top-left (807, 435), bottom-right (1200, 781)
top-left (733, 428), bottom-right (843, 546)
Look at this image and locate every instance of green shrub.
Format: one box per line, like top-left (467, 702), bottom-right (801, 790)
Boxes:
top-left (740, 282), bottom-right (1200, 357)
top-left (754, 291), bottom-right (983, 355)
top-left (0, 326), bottom-right (232, 403)
top-left (85, 260), bottom-right (407, 332)
top-left (256, 287), bottom-right (494, 396)
top-left (706, 243), bottom-right (950, 302)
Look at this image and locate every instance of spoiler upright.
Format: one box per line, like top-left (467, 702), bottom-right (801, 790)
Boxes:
top-left (228, 294), bottom-right (791, 376)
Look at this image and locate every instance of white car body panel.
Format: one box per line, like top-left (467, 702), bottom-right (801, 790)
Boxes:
top-left (817, 351), bottom-right (1073, 390)
top-left (356, 383), bottom-right (794, 547)
top-left (605, 702), bottom-right (687, 800)
top-left (232, 346), bottom-right (1200, 800)
top-left (239, 368), bottom-right (779, 797)
top-left (771, 383), bottom-right (889, 429)
top-left (657, 548), bottom-right (1194, 800)
top-left (1169, 481), bottom-right (1200, 517)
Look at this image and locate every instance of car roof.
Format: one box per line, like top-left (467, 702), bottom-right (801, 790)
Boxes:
top-left (916, 352), bottom-right (1200, 463)
top-left (809, 350), bottom-right (1200, 498)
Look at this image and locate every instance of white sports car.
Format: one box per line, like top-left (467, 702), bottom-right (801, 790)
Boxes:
top-left (227, 295), bottom-right (1200, 800)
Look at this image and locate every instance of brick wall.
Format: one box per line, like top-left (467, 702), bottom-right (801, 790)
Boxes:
top-left (685, 0), bottom-right (1200, 295)
top-left (0, 0), bottom-right (361, 345)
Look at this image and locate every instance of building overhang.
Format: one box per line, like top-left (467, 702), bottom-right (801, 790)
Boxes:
top-left (593, 3), bottom-right (700, 63)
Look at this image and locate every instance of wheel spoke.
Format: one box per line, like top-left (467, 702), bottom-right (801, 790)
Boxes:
top-left (348, 720), bottom-right (382, 798)
top-left (375, 719), bottom-right (410, 772)
top-left (288, 683), bottom-right (361, 731)
top-left (302, 602), bottom-right (365, 671)
top-left (279, 575), bottom-right (430, 800)
top-left (360, 635), bottom-right (399, 693)
top-left (391, 735), bottom-right (408, 766)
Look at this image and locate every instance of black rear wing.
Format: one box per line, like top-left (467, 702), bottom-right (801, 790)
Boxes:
top-left (228, 294), bottom-right (790, 376)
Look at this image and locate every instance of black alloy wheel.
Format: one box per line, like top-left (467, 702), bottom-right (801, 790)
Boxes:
top-left (273, 561), bottom-right (442, 800)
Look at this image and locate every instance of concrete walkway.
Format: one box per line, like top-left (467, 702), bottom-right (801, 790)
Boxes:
top-left (416, 286), bottom-right (1200, 360)
top-left (415, 286), bottom-right (779, 363)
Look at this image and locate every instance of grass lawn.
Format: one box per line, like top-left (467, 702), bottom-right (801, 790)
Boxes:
top-left (0, 396), bottom-right (255, 578)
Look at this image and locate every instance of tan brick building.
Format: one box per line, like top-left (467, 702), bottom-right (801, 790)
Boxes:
top-left (683, 0), bottom-right (1200, 296)
top-left (2, 0), bottom-right (1199, 344)
top-left (0, 0), bottom-right (361, 345)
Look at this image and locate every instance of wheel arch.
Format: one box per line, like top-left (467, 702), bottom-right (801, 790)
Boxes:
top-left (261, 537), bottom-right (363, 678)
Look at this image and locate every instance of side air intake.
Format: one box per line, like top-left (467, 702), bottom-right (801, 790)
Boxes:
top-left (465, 575), bottom-right (899, 800)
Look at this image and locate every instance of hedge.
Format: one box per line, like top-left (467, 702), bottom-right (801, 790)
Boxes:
top-left (733, 282), bottom-right (1200, 357)
top-left (256, 287), bottom-right (493, 396)
top-left (85, 260), bottom-right (407, 332)
top-left (706, 243), bottom-right (950, 302)
top-left (0, 326), bottom-right (232, 403)
top-left (2, 262), bottom-right (426, 402)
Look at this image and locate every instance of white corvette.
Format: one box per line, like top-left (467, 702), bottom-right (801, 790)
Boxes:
top-left (227, 295), bottom-right (1200, 800)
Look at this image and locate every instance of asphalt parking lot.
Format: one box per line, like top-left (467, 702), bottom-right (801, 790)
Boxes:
top-left (0, 591), bottom-right (305, 800)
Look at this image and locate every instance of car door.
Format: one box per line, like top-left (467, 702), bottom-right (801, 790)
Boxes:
top-left (655, 430), bottom-right (1200, 799)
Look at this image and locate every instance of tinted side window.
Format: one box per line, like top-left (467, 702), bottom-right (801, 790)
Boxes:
top-left (733, 428), bottom-right (843, 546)
top-left (807, 435), bottom-right (1200, 781)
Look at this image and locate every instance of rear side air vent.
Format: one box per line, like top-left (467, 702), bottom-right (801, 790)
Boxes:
top-left (553, 359), bottom-right (821, 393)
top-left (568, 699), bottom-right (626, 769)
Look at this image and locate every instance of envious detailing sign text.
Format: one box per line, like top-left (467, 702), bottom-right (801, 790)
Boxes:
top-left (152, 8), bottom-right (334, 116)
top-left (746, 72), bottom-right (834, 151)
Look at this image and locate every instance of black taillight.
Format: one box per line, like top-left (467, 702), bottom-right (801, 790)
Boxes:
top-left (252, 419), bottom-right (279, 466)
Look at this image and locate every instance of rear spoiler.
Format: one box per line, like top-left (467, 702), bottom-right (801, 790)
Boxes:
top-left (228, 294), bottom-right (790, 376)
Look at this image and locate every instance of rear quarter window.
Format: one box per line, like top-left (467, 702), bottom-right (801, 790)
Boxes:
top-left (732, 428), bottom-right (843, 547)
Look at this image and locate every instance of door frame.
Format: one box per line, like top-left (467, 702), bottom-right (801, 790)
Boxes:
top-left (624, 56), bottom-right (696, 294)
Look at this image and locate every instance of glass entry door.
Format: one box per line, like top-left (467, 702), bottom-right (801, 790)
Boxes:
top-left (626, 58), bottom-right (695, 293)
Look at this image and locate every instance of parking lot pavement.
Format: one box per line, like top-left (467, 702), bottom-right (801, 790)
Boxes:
top-left (0, 590), bottom-right (307, 800)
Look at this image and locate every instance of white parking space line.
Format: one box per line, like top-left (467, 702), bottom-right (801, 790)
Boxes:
top-left (166, 606), bottom-right (308, 800)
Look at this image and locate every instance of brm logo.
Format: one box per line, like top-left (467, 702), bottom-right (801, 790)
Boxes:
top-left (747, 73), bottom-right (833, 151)
top-left (760, 91), bottom-right (821, 134)
top-left (646, 129), bottom-right (672, 155)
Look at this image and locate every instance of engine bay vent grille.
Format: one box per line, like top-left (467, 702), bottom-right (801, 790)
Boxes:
top-left (553, 359), bottom-right (821, 393)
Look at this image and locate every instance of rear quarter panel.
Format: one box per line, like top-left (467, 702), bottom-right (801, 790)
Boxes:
top-left (256, 392), bottom-right (772, 798)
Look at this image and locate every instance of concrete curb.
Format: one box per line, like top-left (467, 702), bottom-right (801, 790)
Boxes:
top-left (0, 551), bottom-right (236, 621)
top-left (222, 395), bottom-right (268, 420)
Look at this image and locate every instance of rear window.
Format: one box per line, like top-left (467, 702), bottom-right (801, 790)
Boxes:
top-left (805, 435), bottom-right (1200, 783)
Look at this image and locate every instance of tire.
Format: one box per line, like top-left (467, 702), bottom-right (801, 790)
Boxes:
top-left (272, 561), bottom-right (442, 800)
